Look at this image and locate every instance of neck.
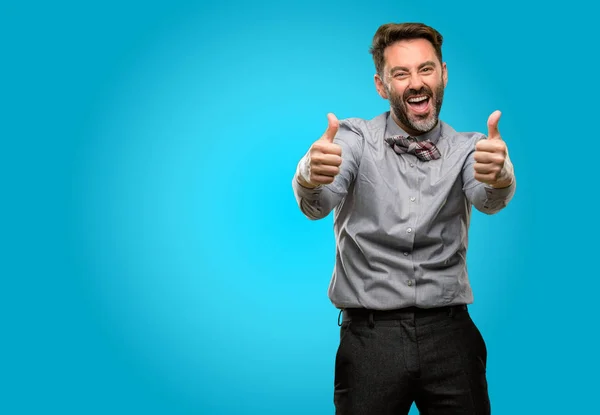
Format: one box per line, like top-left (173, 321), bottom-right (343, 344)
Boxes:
top-left (390, 110), bottom-right (437, 137)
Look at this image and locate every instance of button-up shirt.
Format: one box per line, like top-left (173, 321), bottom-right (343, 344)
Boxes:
top-left (292, 111), bottom-right (516, 310)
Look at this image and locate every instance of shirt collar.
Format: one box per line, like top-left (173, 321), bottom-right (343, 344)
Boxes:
top-left (384, 111), bottom-right (442, 145)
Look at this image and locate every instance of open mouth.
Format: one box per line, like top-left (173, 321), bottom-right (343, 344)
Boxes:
top-left (406, 95), bottom-right (431, 114)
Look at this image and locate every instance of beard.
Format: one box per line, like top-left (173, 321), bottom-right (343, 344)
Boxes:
top-left (386, 79), bottom-right (445, 135)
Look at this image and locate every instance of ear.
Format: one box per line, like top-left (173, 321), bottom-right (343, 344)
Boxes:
top-left (442, 62), bottom-right (448, 87)
top-left (374, 73), bottom-right (389, 99)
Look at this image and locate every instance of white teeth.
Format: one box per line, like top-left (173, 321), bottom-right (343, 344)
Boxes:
top-left (408, 96), bottom-right (428, 103)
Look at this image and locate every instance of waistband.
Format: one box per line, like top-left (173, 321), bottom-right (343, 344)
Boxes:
top-left (339, 304), bottom-right (467, 326)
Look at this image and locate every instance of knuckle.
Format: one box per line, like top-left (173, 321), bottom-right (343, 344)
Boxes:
top-left (327, 144), bottom-right (339, 153)
top-left (312, 141), bottom-right (325, 151)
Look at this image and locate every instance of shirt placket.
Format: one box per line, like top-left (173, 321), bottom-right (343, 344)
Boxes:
top-left (404, 155), bottom-right (419, 300)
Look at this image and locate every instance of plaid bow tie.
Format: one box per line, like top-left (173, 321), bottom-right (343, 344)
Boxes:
top-left (384, 135), bottom-right (441, 161)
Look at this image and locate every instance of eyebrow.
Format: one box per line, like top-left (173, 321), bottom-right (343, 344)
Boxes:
top-left (389, 61), bottom-right (437, 73)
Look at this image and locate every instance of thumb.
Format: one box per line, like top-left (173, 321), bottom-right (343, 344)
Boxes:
top-left (321, 113), bottom-right (339, 143)
top-left (487, 110), bottom-right (502, 140)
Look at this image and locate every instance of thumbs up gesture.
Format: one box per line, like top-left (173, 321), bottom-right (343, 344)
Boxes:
top-left (473, 110), bottom-right (514, 188)
top-left (297, 113), bottom-right (343, 187)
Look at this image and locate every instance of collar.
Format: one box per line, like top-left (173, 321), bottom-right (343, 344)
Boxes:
top-left (384, 111), bottom-right (442, 145)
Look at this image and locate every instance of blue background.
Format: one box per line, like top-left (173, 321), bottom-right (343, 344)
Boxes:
top-left (2, 0), bottom-right (598, 413)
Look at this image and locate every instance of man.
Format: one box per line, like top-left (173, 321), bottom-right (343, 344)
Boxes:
top-left (291, 22), bottom-right (516, 414)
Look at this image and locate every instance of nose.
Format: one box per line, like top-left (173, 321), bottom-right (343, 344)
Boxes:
top-left (408, 72), bottom-right (424, 91)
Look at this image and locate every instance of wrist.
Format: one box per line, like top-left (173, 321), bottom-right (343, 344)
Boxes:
top-left (296, 176), bottom-right (320, 189)
top-left (490, 179), bottom-right (512, 189)
top-left (489, 158), bottom-right (515, 188)
top-left (490, 171), bottom-right (514, 189)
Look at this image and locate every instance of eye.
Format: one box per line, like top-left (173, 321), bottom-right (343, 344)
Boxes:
top-left (421, 67), bottom-right (433, 73)
top-left (394, 72), bottom-right (408, 78)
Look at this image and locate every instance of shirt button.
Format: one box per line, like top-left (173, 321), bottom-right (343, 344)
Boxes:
top-left (410, 163), bottom-right (415, 167)
top-left (407, 280), bottom-right (413, 286)
top-left (410, 197), bottom-right (416, 202)
top-left (407, 228), bottom-right (412, 233)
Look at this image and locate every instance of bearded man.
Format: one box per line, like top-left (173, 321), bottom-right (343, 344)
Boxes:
top-left (292, 22), bottom-right (516, 415)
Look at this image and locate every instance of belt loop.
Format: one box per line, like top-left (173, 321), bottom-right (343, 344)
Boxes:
top-left (368, 312), bottom-right (375, 328)
top-left (448, 306), bottom-right (455, 317)
top-left (338, 309), bottom-right (343, 327)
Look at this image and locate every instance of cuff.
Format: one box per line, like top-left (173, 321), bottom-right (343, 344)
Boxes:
top-left (484, 176), bottom-right (516, 199)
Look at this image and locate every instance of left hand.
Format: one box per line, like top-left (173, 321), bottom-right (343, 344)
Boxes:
top-left (474, 110), bottom-right (514, 188)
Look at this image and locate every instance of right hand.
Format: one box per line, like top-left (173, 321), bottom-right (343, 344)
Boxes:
top-left (303, 113), bottom-right (343, 186)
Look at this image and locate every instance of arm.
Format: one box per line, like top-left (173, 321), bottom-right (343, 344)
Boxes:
top-left (462, 110), bottom-right (516, 215)
top-left (292, 116), bottom-right (362, 220)
top-left (462, 134), bottom-right (516, 215)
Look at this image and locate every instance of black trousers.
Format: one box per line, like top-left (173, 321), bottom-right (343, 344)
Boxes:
top-left (334, 305), bottom-right (490, 414)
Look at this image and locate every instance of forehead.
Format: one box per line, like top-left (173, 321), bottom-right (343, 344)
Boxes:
top-left (383, 38), bottom-right (439, 70)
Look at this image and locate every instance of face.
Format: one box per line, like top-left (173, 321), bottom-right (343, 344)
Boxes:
top-left (374, 38), bottom-right (448, 136)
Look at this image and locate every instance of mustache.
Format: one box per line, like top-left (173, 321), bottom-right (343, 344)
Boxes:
top-left (403, 87), bottom-right (433, 101)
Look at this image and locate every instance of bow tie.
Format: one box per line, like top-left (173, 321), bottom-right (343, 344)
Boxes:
top-left (384, 135), bottom-right (441, 161)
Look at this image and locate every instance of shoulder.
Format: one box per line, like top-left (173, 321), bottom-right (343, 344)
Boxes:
top-left (337, 112), bottom-right (387, 141)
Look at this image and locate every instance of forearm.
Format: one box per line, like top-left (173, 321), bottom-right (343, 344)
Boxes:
top-left (292, 167), bottom-right (343, 220)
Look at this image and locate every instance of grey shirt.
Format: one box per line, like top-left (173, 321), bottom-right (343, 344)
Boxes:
top-left (292, 111), bottom-right (516, 310)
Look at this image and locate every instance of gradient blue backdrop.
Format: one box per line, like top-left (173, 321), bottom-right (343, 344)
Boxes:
top-left (3, 0), bottom-right (598, 414)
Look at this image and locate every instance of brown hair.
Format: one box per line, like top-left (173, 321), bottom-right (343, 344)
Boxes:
top-left (369, 22), bottom-right (444, 77)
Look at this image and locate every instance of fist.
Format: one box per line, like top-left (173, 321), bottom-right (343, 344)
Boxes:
top-left (474, 110), bottom-right (514, 188)
top-left (304, 113), bottom-right (343, 185)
